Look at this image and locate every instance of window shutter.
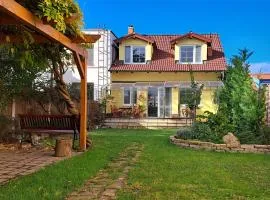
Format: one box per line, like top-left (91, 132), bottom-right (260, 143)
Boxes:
top-left (125, 46), bottom-right (131, 63)
top-left (195, 46), bottom-right (201, 63)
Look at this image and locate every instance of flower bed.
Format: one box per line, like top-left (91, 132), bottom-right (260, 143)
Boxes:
top-left (169, 135), bottom-right (270, 154)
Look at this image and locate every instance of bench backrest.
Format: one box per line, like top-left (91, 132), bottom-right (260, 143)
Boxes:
top-left (19, 114), bottom-right (80, 131)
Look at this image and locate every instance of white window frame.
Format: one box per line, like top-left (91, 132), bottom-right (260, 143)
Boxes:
top-left (124, 45), bottom-right (146, 64)
top-left (179, 45), bottom-right (202, 64)
top-left (123, 87), bottom-right (137, 106)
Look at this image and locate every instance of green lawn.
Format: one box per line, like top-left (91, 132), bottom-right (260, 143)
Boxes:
top-left (0, 129), bottom-right (270, 200)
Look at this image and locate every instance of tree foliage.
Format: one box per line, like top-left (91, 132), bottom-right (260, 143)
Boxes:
top-left (15, 0), bottom-right (83, 36)
top-left (206, 49), bottom-right (266, 143)
top-left (0, 42), bottom-right (49, 109)
top-left (187, 69), bottom-right (204, 109)
top-left (0, 1), bottom-right (85, 114)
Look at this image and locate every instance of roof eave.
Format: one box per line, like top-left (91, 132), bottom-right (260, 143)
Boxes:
top-left (115, 33), bottom-right (154, 44)
top-left (109, 68), bottom-right (227, 72)
top-left (170, 33), bottom-right (212, 47)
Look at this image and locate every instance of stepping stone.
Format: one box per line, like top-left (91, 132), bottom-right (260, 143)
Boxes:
top-left (66, 144), bottom-right (144, 200)
top-left (102, 188), bottom-right (116, 197)
top-left (108, 180), bottom-right (124, 189)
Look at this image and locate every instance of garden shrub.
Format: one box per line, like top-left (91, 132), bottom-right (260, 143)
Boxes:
top-left (191, 122), bottom-right (222, 143)
top-left (176, 127), bottom-right (194, 140)
top-left (176, 123), bottom-right (222, 143)
top-left (0, 115), bottom-right (13, 142)
top-left (192, 49), bottom-right (266, 144)
top-left (0, 115), bottom-right (28, 143)
top-left (198, 111), bottom-right (233, 138)
top-left (258, 126), bottom-right (270, 144)
top-left (216, 50), bottom-right (266, 144)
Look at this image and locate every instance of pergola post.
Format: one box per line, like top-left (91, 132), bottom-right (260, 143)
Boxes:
top-left (80, 57), bottom-right (88, 151)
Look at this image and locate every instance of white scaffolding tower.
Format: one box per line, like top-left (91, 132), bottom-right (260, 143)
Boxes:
top-left (97, 27), bottom-right (110, 100)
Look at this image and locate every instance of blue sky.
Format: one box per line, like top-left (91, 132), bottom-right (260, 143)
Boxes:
top-left (77, 0), bottom-right (270, 73)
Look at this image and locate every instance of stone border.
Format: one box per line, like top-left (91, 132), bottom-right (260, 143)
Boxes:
top-left (169, 136), bottom-right (270, 154)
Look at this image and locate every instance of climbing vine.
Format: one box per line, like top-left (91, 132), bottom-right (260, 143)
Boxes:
top-left (15, 0), bottom-right (83, 36)
top-left (0, 0), bottom-right (85, 114)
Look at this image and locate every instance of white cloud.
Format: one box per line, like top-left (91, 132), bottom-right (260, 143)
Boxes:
top-left (250, 62), bottom-right (270, 73)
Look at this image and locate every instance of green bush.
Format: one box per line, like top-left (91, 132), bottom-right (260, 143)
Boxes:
top-left (176, 122), bottom-right (222, 143)
top-left (211, 49), bottom-right (266, 144)
top-left (258, 126), bottom-right (270, 145)
top-left (198, 110), bottom-right (268, 144)
top-left (198, 111), bottom-right (233, 137)
top-left (176, 127), bottom-right (194, 140)
top-left (0, 115), bottom-right (13, 142)
top-left (192, 122), bottom-right (221, 143)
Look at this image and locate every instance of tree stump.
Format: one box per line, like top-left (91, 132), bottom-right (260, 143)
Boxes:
top-left (55, 138), bottom-right (72, 157)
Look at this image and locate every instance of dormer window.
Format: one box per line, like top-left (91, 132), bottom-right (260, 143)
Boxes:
top-left (180, 45), bottom-right (202, 64)
top-left (125, 46), bottom-right (146, 64)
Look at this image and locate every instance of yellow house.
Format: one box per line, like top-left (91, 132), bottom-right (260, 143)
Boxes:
top-left (108, 26), bottom-right (226, 118)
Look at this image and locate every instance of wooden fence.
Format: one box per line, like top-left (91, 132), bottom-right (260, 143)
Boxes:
top-left (0, 99), bottom-right (102, 130)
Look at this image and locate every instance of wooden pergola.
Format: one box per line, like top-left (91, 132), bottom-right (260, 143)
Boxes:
top-left (0, 0), bottom-right (100, 151)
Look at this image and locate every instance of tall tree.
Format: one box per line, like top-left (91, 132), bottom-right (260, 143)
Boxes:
top-left (217, 49), bottom-right (266, 143)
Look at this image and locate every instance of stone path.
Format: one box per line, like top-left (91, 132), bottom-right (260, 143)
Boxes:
top-left (0, 149), bottom-right (78, 185)
top-left (66, 143), bottom-right (144, 200)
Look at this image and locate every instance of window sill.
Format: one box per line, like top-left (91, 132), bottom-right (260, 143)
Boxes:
top-left (124, 62), bottom-right (147, 65)
top-left (178, 62), bottom-right (203, 64)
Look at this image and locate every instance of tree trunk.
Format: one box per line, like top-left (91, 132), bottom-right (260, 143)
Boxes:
top-left (51, 53), bottom-right (79, 115)
top-left (55, 82), bottom-right (79, 115)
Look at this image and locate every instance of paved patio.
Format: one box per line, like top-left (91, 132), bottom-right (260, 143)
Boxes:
top-left (0, 149), bottom-right (73, 185)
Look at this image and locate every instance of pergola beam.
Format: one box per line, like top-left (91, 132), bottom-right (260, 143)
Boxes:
top-left (0, 0), bottom-right (87, 57)
top-left (0, 0), bottom-right (99, 151)
top-left (0, 33), bottom-right (100, 45)
top-left (73, 52), bottom-right (85, 79)
top-left (72, 34), bottom-right (101, 44)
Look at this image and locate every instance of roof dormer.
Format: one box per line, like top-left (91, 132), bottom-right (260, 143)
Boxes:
top-left (115, 26), bottom-right (155, 64)
top-left (171, 32), bottom-right (212, 64)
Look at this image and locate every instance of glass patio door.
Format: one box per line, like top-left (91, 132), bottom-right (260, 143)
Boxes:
top-left (158, 87), bottom-right (172, 118)
top-left (158, 88), bottom-right (165, 117)
top-left (148, 87), bottom-right (172, 118)
top-left (148, 87), bottom-right (158, 117)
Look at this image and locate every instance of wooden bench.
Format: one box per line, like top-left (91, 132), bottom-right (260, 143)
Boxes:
top-left (19, 114), bottom-right (80, 147)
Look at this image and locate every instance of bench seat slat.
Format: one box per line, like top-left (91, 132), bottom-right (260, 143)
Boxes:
top-left (18, 114), bottom-right (80, 134)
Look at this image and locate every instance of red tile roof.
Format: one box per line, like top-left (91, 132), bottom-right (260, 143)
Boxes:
top-left (115, 33), bottom-right (155, 44)
top-left (251, 73), bottom-right (270, 80)
top-left (170, 32), bottom-right (212, 46)
top-left (110, 33), bottom-right (227, 72)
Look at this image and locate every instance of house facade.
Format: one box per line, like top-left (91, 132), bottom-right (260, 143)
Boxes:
top-left (107, 26), bottom-right (226, 118)
top-left (64, 29), bottom-right (118, 100)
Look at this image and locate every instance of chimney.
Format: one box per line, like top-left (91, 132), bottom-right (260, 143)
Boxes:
top-left (128, 25), bottom-right (134, 34)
